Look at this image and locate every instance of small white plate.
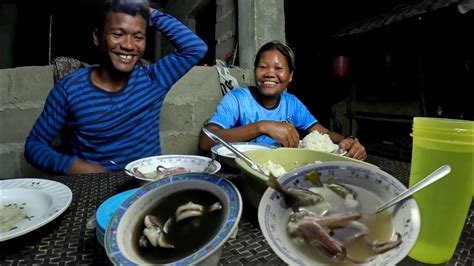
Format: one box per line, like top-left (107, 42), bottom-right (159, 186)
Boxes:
top-left (125, 155), bottom-right (221, 182)
top-left (0, 178), bottom-right (72, 242)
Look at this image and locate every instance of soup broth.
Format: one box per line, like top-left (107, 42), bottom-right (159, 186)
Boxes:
top-left (294, 184), bottom-right (394, 264)
top-left (132, 189), bottom-right (225, 263)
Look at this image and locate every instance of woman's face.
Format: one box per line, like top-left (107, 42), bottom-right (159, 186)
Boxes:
top-left (255, 49), bottom-right (293, 98)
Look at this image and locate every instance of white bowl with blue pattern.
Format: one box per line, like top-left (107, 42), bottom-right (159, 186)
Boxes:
top-left (258, 161), bottom-right (421, 265)
top-left (104, 173), bottom-right (242, 265)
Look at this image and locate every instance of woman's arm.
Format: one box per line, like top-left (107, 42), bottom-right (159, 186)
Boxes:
top-left (198, 121), bottom-right (300, 154)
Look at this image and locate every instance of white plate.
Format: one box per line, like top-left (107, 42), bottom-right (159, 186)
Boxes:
top-left (0, 178), bottom-right (72, 242)
top-left (125, 155), bottom-right (221, 182)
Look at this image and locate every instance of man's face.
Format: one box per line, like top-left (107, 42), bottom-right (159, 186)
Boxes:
top-left (96, 11), bottom-right (147, 73)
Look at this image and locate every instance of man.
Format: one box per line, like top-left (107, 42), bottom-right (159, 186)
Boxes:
top-left (25, 0), bottom-right (207, 174)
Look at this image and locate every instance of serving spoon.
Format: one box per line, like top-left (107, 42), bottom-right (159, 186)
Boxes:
top-left (202, 128), bottom-right (265, 175)
top-left (374, 165), bottom-right (451, 214)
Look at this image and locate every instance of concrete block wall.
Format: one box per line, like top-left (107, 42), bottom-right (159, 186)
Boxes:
top-left (0, 65), bottom-right (253, 178)
top-left (160, 65), bottom-right (254, 155)
top-left (215, 0), bottom-right (237, 61)
top-left (0, 66), bottom-right (53, 178)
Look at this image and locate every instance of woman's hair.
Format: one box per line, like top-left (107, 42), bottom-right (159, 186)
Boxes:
top-left (95, 0), bottom-right (150, 32)
top-left (254, 40), bottom-right (296, 73)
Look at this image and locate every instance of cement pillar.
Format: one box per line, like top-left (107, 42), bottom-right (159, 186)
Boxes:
top-left (238, 0), bottom-right (285, 69)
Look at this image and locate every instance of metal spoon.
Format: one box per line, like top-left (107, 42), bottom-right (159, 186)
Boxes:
top-left (202, 128), bottom-right (265, 174)
top-left (375, 165), bottom-right (451, 214)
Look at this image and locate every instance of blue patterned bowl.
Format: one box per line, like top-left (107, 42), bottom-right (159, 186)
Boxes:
top-left (104, 173), bottom-right (242, 265)
top-left (258, 161), bottom-right (421, 265)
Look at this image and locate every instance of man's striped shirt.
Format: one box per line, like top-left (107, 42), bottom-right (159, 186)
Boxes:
top-left (25, 10), bottom-right (207, 174)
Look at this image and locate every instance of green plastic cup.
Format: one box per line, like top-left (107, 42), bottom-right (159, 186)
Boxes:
top-left (413, 117), bottom-right (474, 196)
top-left (408, 118), bottom-right (473, 264)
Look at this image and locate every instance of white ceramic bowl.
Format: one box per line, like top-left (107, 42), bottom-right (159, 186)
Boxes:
top-left (105, 173), bottom-right (242, 265)
top-left (125, 155), bottom-right (221, 182)
top-left (235, 148), bottom-right (378, 208)
top-left (258, 161), bottom-right (421, 265)
top-left (211, 142), bottom-right (276, 170)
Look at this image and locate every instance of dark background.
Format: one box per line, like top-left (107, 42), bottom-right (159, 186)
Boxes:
top-left (3, 0), bottom-right (473, 160)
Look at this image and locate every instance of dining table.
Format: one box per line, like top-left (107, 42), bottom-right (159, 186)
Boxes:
top-left (0, 154), bottom-right (472, 265)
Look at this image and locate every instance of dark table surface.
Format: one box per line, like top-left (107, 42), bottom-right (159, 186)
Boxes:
top-left (1, 155), bottom-right (473, 265)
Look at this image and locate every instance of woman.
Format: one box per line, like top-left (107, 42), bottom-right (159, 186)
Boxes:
top-left (199, 41), bottom-right (366, 160)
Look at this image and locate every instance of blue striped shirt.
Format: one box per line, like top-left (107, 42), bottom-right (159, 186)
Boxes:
top-left (24, 10), bottom-right (207, 174)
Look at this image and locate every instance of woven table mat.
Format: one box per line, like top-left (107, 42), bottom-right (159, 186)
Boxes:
top-left (1, 158), bottom-right (472, 265)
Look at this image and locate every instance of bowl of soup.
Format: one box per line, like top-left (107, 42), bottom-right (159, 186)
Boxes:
top-left (235, 148), bottom-right (378, 208)
top-left (258, 161), bottom-right (420, 265)
top-left (104, 173), bottom-right (242, 265)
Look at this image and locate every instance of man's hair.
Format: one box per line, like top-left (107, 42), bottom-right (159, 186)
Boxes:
top-left (254, 40), bottom-right (296, 73)
top-left (95, 0), bottom-right (150, 32)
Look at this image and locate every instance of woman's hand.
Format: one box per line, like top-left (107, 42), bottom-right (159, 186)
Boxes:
top-left (339, 137), bottom-right (367, 160)
top-left (263, 121), bottom-right (300, 148)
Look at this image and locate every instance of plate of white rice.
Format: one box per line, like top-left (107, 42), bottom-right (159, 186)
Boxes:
top-left (299, 131), bottom-right (344, 154)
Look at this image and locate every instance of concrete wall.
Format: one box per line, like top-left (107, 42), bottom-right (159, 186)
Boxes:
top-left (160, 66), bottom-right (254, 155)
top-left (0, 65), bottom-right (253, 178)
top-left (165, 0), bottom-right (238, 64)
top-left (238, 0), bottom-right (286, 69)
top-left (163, 0), bottom-right (211, 57)
top-left (0, 66), bottom-right (53, 178)
top-left (215, 0), bottom-right (237, 62)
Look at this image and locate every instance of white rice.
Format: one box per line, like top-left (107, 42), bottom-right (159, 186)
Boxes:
top-left (299, 131), bottom-right (339, 153)
top-left (260, 160), bottom-right (287, 177)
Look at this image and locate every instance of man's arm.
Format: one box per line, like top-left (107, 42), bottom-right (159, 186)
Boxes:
top-left (146, 8), bottom-right (208, 89)
top-left (24, 84), bottom-right (106, 174)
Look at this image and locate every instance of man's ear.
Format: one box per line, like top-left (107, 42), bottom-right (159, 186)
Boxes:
top-left (93, 29), bottom-right (99, 47)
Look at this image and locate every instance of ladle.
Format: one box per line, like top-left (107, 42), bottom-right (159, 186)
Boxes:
top-left (202, 128), bottom-right (264, 174)
top-left (375, 165), bottom-right (451, 214)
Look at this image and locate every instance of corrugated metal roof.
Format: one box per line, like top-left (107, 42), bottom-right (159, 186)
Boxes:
top-left (332, 0), bottom-right (459, 37)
